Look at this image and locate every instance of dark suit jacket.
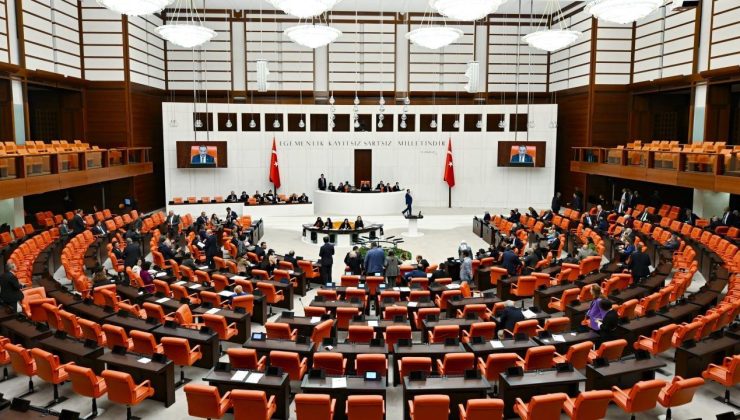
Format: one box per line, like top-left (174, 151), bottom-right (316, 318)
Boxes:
top-left (319, 243), bottom-right (334, 267)
top-left (284, 255), bottom-right (298, 268)
top-left (510, 154), bottom-right (534, 164)
top-left (551, 197), bottom-right (561, 213)
top-left (123, 243), bottom-right (142, 267)
top-left (166, 215), bottom-right (180, 226)
top-left (499, 307), bottom-right (526, 331)
top-left (159, 244), bottom-right (176, 260)
top-left (0, 272), bottom-right (23, 306)
top-left (192, 154), bottom-right (215, 164)
top-left (70, 214), bottom-right (86, 234)
top-left (501, 251), bottom-right (521, 275)
top-left (599, 310), bottom-right (619, 341)
top-left (318, 178), bottom-right (327, 190)
top-left (405, 193), bottom-right (412, 205)
top-left (628, 251), bottom-right (651, 280)
top-left (204, 235), bottom-right (219, 258)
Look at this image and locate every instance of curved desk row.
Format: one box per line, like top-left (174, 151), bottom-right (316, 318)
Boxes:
top-left (302, 224), bottom-right (384, 247)
top-left (166, 201), bottom-right (314, 218)
top-left (313, 190), bottom-right (406, 216)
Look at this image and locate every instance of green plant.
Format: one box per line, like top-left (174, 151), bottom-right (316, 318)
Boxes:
top-left (357, 246), bottom-right (412, 261)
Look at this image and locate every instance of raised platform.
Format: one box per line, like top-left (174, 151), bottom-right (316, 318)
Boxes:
top-left (166, 202), bottom-right (314, 218)
top-left (313, 190), bottom-right (406, 216)
top-left (302, 224), bottom-right (384, 247)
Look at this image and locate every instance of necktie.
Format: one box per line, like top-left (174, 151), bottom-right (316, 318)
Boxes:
top-left (201, 156), bottom-right (205, 163)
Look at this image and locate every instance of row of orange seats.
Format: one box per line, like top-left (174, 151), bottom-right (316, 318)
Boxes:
top-left (8, 229), bottom-right (59, 286)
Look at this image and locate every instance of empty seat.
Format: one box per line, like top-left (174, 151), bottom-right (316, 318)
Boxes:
top-left (458, 398), bottom-right (504, 420)
top-left (408, 394), bottom-right (450, 420)
top-left (346, 395), bottom-right (384, 420)
top-left (183, 384), bottom-right (232, 419)
top-left (295, 393), bottom-right (336, 420)
top-left (611, 379), bottom-right (667, 420)
top-left (231, 390), bottom-right (276, 420)
top-left (101, 370), bottom-right (155, 420)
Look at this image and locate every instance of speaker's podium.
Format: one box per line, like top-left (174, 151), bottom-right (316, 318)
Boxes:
top-left (402, 213), bottom-right (424, 237)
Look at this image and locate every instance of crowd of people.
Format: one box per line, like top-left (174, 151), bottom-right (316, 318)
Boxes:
top-left (317, 174), bottom-right (402, 193)
top-left (311, 216), bottom-right (365, 230)
top-left (223, 190), bottom-right (310, 204)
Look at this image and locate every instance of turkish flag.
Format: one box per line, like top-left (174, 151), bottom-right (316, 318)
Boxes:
top-left (444, 139), bottom-right (455, 188)
top-left (269, 138), bottom-right (281, 189)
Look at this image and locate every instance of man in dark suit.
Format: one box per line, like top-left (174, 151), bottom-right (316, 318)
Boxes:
top-left (402, 189), bottom-right (413, 217)
top-left (191, 145), bottom-right (215, 164)
top-left (226, 191), bottom-right (238, 202)
top-left (319, 236), bottom-right (334, 284)
top-left (225, 207), bottom-right (238, 225)
top-left (627, 247), bottom-right (651, 283)
top-left (720, 207), bottom-right (736, 226)
top-left (92, 222), bottom-right (107, 237)
top-left (318, 174), bottom-right (327, 191)
top-left (204, 230), bottom-right (219, 268)
top-left (501, 246), bottom-right (522, 276)
top-left (510, 145), bottom-right (534, 164)
top-left (680, 208), bottom-right (698, 225)
top-left (429, 262), bottom-right (448, 281)
top-left (597, 299), bottom-right (618, 344)
top-left (254, 242), bottom-right (266, 260)
top-left (571, 193), bottom-right (582, 212)
top-left (70, 209), bottom-right (86, 235)
top-left (497, 300), bottom-right (525, 338)
top-left (284, 250), bottom-right (298, 269)
top-left (615, 199), bottom-right (628, 215)
top-left (0, 262), bottom-right (23, 312)
top-left (122, 238), bottom-right (141, 268)
top-left (166, 211), bottom-right (180, 236)
top-left (195, 212), bottom-right (208, 232)
top-left (158, 238), bottom-right (176, 261)
top-left (551, 192), bottom-right (562, 213)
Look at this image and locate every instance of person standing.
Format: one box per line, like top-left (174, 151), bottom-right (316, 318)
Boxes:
top-left (402, 189), bottom-right (413, 217)
top-left (384, 250), bottom-right (400, 286)
top-left (460, 250), bottom-right (473, 282)
top-left (319, 236), bottom-right (334, 284)
top-left (0, 262), bottom-right (23, 312)
top-left (364, 242), bottom-right (386, 276)
top-left (204, 229), bottom-right (219, 268)
top-left (122, 238), bottom-right (141, 268)
top-left (318, 174), bottom-right (327, 191)
top-left (551, 192), bottom-right (562, 213)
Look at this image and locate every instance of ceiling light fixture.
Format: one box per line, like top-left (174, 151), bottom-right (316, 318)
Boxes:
top-left (406, 26), bottom-right (463, 50)
top-left (523, 0), bottom-right (582, 52)
top-left (586, 0), bottom-right (663, 25)
top-left (430, 0), bottom-right (506, 21)
top-left (267, 0), bottom-right (342, 18)
top-left (157, 0), bottom-right (216, 48)
top-left (97, 0), bottom-right (172, 16)
top-left (284, 24), bottom-right (341, 49)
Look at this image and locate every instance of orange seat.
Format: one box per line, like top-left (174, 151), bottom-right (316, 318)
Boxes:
top-left (478, 353), bottom-right (521, 394)
top-left (227, 348), bottom-right (266, 371)
top-left (101, 369), bottom-right (155, 420)
top-left (311, 320), bottom-right (334, 347)
top-left (672, 321), bottom-right (701, 347)
top-left (348, 326), bottom-right (375, 343)
top-left (462, 322), bottom-right (496, 343)
top-left (548, 288), bottom-right (580, 312)
top-left (413, 308), bottom-right (441, 330)
top-left (346, 395), bottom-right (384, 420)
top-left (183, 384), bottom-right (232, 419)
top-left (269, 350), bottom-right (307, 380)
top-left (354, 354), bottom-right (388, 382)
top-left (504, 319), bottom-right (539, 338)
top-left (66, 364), bottom-right (107, 418)
top-left (31, 348), bottom-right (70, 407)
top-left (59, 310), bottom-right (83, 338)
top-left (657, 376), bottom-right (705, 420)
top-left (563, 390), bottom-right (613, 420)
top-left (295, 393), bottom-right (336, 419)
top-left (173, 304), bottom-right (204, 329)
top-left (588, 339), bottom-right (627, 362)
top-left (203, 313), bottom-right (239, 342)
top-left (459, 398), bottom-right (504, 420)
top-left (437, 352), bottom-right (475, 376)
top-left (130, 330), bottom-right (163, 355)
top-left (397, 357), bottom-right (432, 385)
top-left (101, 324), bottom-right (133, 351)
top-left (257, 281), bottom-right (284, 312)
top-left (633, 323), bottom-right (678, 355)
top-left (517, 345), bottom-right (556, 371)
top-left (612, 379), bottom-right (667, 420)
top-left (510, 276), bottom-right (537, 300)
top-left (79, 319), bottom-right (106, 347)
top-left (457, 304), bottom-right (492, 321)
top-left (5, 343), bottom-right (37, 395)
top-left (231, 295), bottom-right (254, 315)
top-left (409, 394), bottom-right (450, 420)
top-left (427, 325), bottom-right (460, 343)
top-left (541, 317), bottom-right (570, 333)
top-left (514, 393), bottom-right (568, 420)
top-left (231, 390), bottom-right (277, 420)
top-left (313, 352), bottom-right (347, 376)
top-left (384, 325), bottom-right (412, 352)
top-left (701, 354), bottom-right (740, 406)
top-left (161, 337), bottom-right (202, 387)
top-left (337, 307), bottom-right (361, 330)
top-left (553, 340), bottom-right (593, 369)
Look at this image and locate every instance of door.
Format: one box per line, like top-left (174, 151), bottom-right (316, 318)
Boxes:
top-left (354, 149), bottom-right (372, 188)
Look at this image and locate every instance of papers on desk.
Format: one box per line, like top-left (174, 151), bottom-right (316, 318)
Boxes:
top-left (231, 370), bottom-right (249, 381)
top-left (232, 275), bottom-right (246, 281)
top-left (174, 281), bottom-right (186, 286)
top-left (570, 332), bottom-right (578, 336)
top-left (426, 273), bottom-right (432, 278)
top-left (137, 357), bottom-right (151, 364)
top-left (331, 377), bottom-right (347, 389)
top-left (245, 373), bottom-right (263, 384)
top-left (190, 284), bottom-right (202, 289)
top-left (155, 297), bottom-right (170, 303)
top-left (148, 270), bottom-right (157, 275)
top-left (446, 283), bottom-right (461, 290)
top-left (156, 272), bottom-right (168, 278)
top-left (522, 309), bottom-right (536, 319)
top-left (408, 302), bottom-right (418, 308)
top-left (205, 308), bottom-right (221, 315)
top-left (197, 242), bottom-right (205, 248)
top-left (288, 270), bottom-right (295, 275)
top-left (219, 291), bottom-right (236, 297)
top-left (310, 317), bottom-right (321, 324)
top-left (368, 320), bottom-right (379, 327)
top-left (552, 334), bottom-right (566, 342)
top-left (198, 265), bottom-right (209, 270)
top-left (490, 340), bottom-right (504, 349)
top-left (399, 287), bottom-right (410, 292)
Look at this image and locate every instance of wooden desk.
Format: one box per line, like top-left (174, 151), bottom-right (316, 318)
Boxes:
top-left (150, 324), bottom-right (219, 369)
top-left (277, 314), bottom-right (336, 339)
top-left (392, 343), bottom-right (466, 385)
top-left (403, 376), bottom-right (490, 420)
top-left (533, 330), bottom-right (600, 354)
top-left (0, 408), bottom-right (61, 419)
top-left (463, 338), bottom-right (538, 358)
top-left (103, 313), bottom-right (160, 333)
top-left (378, 301), bottom-right (436, 324)
top-left (609, 286), bottom-right (649, 304)
top-left (533, 284), bottom-right (578, 313)
top-left (116, 283), bottom-right (147, 304)
top-left (309, 300), bottom-right (364, 314)
top-left (616, 314), bottom-right (671, 355)
top-left (46, 289), bottom-right (79, 307)
top-left (204, 369), bottom-right (291, 419)
top-left (66, 301), bottom-right (112, 323)
top-left (142, 295), bottom-right (186, 315)
top-left (658, 302), bottom-right (703, 325)
top-left (98, 352), bottom-right (175, 406)
top-left (316, 342), bottom-right (388, 374)
top-left (193, 307), bottom-right (250, 344)
top-left (686, 290), bottom-right (720, 310)
top-left (641, 274), bottom-right (667, 292)
top-left (585, 357), bottom-right (666, 390)
top-left (500, 369), bottom-right (585, 418)
top-left (244, 338), bottom-right (315, 362)
top-left (575, 272), bottom-right (610, 288)
top-left (565, 301), bottom-right (591, 330)
top-left (350, 319), bottom-right (411, 335)
top-left (674, 335), bottom-right (740, 378)
top-left (421, 317), bottom-right (475, 342)
top-left (38, 335), bottom-right (105, 373)
top-left (0, 318), bottom-right (52, 348)
top-left (474, 266), bottom-right (497, 291)
top-left (446, 296), bottom-right (501, 318)
top-left (302, 376), bottom-right (387, 420)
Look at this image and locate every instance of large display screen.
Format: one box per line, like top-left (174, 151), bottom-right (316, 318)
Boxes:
top-left (497, 141), bottom-right (547, 168)
top-left (176, 141), bottom-right (228, 168)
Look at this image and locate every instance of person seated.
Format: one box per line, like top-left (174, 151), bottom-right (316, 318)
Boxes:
top-left (576, 241), bottom-right (597, 261)
top-left (313, 217), bottom-right (324, 229)
top-left (337, 182), bottom-right (345, 192)
top-left (253, 191), bottom-right (263, 204)
top-left (288, 193), bottom-right (298, 203)
top-left (541, 209), bottom-right (554, 222)
top-left (344, 181), bottom-right (351, 192)
top-left (403, 264), bottom-right (426, 282)
top-left (429, 263), bottom-right (448, 281)
top-left (617, 238), bottom-right (635, 263)
top-left (375, 181), bottom-right (385, 191)
top-left (284, 250), bottom-right (298, 268)
top-left (209, 213), bottom-right (221, 227)
top-left (355, 216), bottom-right (364, 229)
top-left (339, 218), bottom-right (352, 230)
top-left (507, 209), bottom-right (520, 223)
top-left (522, 246), bottom-right (545, 272)
top-left (258, 249), bottom-right (278, 274)
top-left (233, 285), bottom-right (247, 297)
top-left (263, 190), bottom-right (276, 203)
top-left (328, 182), bottom-right (336, 192)
top-left (324, 218), bottom-right (334, 230)
top-left (680, 208), bottom-right (698, 225)
top-left (482, 211), bottom-right (491, 223)
top-left (392, 182), bottom-right (401, 192)
top-left (497, 300), bottom-right (525, 338)
top-left (360, 181), bottom-right (371, 192)
top-left (226, 190), bottom-right (238, 202)
top-left (239, 191), bottom-right (249, 201)
top-left (528, 207), bottom-right (538, 219)
top-left (415, 255), bottom-right (429, 271)
top-left (298, 193), bottom-right (309, 203)
top-left (158, 237), bottom-right (176, 260)
top-left (501, 246), bottom-right (522, 276)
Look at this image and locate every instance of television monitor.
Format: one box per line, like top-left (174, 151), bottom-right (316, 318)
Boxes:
top-left (508, 144), bottom-right (537, 167)
top-left (497, 141), bottom-right (547, 167)
top-left (190, 144), bottom-right (218, 166)
top-left (176, 141), bottom-right (228, 168)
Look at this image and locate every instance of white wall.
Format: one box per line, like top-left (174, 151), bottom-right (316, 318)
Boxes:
top-left (163, 103), bottom-right (557, 210)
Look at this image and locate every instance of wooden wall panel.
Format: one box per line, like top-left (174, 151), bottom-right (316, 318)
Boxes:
top-left (710, 0), bottom-right (740, 69)
top-left (84, 83), bottom-right (129, 147)
top-left (0, 0), bottom-right (8, 64)
top-left (0, 79), bottom-right (12, 141)
top-left (555, 90), bottom-right (589, 201)
top-left (130, 87), bottom-right (165, 211)
top-left (591, 88), bottom-right (630, 147)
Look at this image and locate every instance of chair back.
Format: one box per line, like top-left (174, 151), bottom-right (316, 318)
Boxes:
top-left (400, 357), bottom-right (432, 378)
top-left (597, 339), bottom-right (627, 361)
top-left (347, 395), bottom-right (384, 420)
top-left (513, 319), bottom-right (540, 337)
top-left (565, 341), bottom-right (593, 369)
top-left (130, 330), bottom-right (159, 355)
top-left (442, 353), bottom-right (474, 375)
top-left (296, 394), bottom-right (334, 419)
top-left (313, 353), bottom-right (345, 376)
top-left (232, 295), bottom-right (254, 314)
top-left (227, 348), bottom-right (262, 370)
top-left (523, 345), bottom-right (555, 370)
top-left (231, 390), bottom-right (273, 420)
top-left (412, 395), bottom-right (450, 419)
top-left (570, 390), bottom-right (613, 420)
top-left (184, 384), bottom-right (228, 419)
top-left (660, 376), bottom-right (704, 408)
top-left (30, 348), bottom-right (66, 384)
top-left (482, 353), bottom-right (520, 381)
top-left (527, 393), bottom-right (568, 418)
top-left (543, 317), bottom-right (569, 333)
top-left (66, 364), bottom-right (106, 398)
top-left (464, 399), bottom-right (504, 420)
top-left (348, 326), bottom-right (375, 343)
top-left (468, 322), bottom-right (496, 341)
top-left (355, 354), bottom-right (388, 376)
top-left (626, 380), bottom-right (667, 412)
top-left (269, 350), bottom-right (305, 380)
top-left (160, 337), bottom-right (193, 365)
top-left (310, 320), bottom-right (334, 346)
top-left (101, 324), bottom-right (129, 350)
top-left (79, 319), bottom-right (106, 346)
top-left (430, 325), bottom-right (460, 343)
top-left (101, 370), bottom-right (139, 405)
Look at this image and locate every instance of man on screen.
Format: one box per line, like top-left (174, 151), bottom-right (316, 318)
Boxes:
top-left (510, 145), bottom-right (534, 165)
top-left (192, 145), bottom-right (215, 164)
